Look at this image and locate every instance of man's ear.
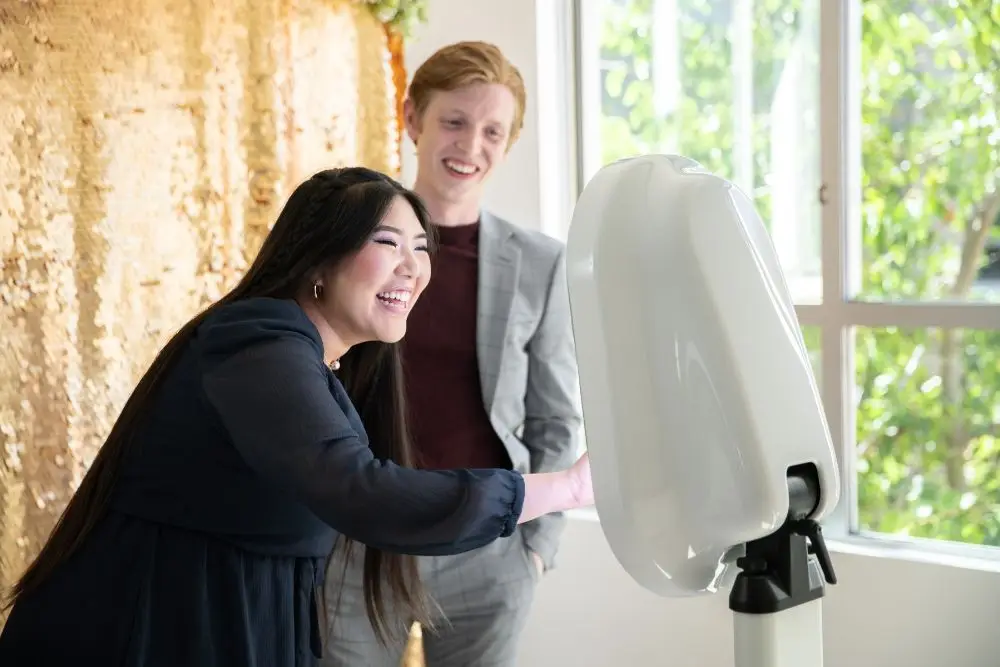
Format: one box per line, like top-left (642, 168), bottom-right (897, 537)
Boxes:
top-left (403, 98), bottom-right (422, 147)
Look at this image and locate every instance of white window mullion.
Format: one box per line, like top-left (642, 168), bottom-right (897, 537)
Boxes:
top-left (816, 0), bottom-right (853, 537)
top-left (842, 301), bottom-right (1000, 329)
top-left (574, 0), bottom-right (604, 192)
top-left (536, 0), bottom-right (580, 241)
top-left (840, 325), bottom-right (861, 533)
top-left (798, 301), bottom-right (1000, 330)
top-left (841, 0), bottom-right (864, 302)
top-left (841, 0), bottom-right (864, 534)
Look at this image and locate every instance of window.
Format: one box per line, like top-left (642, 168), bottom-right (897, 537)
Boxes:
top-left (577, 0), bottom-right (823, 303)
top-left (572, 0), bottom-right (1000, 556)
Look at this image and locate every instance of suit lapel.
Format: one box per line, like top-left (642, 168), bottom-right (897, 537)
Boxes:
top-left (477, 211), bottom-right (520, 412)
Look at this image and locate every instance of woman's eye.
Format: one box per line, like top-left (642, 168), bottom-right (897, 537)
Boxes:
top-left (375, 238), bottom-right (430, 253)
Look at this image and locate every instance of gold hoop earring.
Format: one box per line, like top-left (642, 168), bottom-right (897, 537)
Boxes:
top-left (313, 283), bottom-right (322, 300)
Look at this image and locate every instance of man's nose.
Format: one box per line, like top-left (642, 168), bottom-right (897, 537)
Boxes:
top-left (456, 126), bottom-right (483, 155)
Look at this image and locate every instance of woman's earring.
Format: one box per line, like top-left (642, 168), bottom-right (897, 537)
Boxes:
top-left (313, 283), bottom-right (322, 300)
top-left (329, 359), bottom-right (341, 371)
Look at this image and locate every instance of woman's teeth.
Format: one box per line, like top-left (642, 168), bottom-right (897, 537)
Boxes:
top-left (377, 291), bottom-right (411, 307)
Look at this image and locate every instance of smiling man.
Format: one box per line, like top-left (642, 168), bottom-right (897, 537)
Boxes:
top-left (322, 41), bottom-right (582, 667)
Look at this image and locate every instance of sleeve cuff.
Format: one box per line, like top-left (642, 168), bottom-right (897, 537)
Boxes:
top-left (502, 471), bottom-right (526, 537)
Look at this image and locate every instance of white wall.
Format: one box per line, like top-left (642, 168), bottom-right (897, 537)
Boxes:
top-left (522, 518), bottom-right (1000, 667)
top-left (404, 3), bottom-right (1000, 665)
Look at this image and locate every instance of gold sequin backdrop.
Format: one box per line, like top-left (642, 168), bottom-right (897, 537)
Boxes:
top-left (0, 0), bottom-right (408, 606)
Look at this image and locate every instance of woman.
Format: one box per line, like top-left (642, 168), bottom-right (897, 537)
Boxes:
top-left (324, 42), bottom-right (582, 667)
top-left (0, 167), bottom-right (592, 666)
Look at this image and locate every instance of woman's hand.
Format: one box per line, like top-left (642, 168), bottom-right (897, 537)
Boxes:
top-left (568, 451), bottom-right (594, 508)
top-left (518, 451), bottom-right (594, 525)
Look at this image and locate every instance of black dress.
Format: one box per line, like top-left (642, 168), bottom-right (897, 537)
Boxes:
top-left (0, 297), bottom-right (525, 666)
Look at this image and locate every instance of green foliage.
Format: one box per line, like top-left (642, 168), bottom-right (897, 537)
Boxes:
top-left (855, 326), bottom-right (1000, 545)
top-left (596, 0), bottom-right (1000, 546)
top-left (358, 0), bottom-right (428, 37)
top-left (854, 2), bottom-right (1000, 544)
top-left (859, 2), bottom-right (1000, 300)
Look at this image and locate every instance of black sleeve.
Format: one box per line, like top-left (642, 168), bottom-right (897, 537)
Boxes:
top-left (201, 335), bottom-right (525, 556)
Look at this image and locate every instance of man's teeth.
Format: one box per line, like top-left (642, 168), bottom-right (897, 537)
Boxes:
top-left (445, 160), bottom-right (477, 175)
top-left (378, 291), bottom-right (411, 304)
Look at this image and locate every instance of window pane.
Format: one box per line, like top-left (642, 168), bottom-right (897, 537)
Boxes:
top-left (857, 2), bottom-right (1000, 303)
top-left (854, 326), bottom-right (1000, 546)
top-left (586, 0), bottom-right (822, 304)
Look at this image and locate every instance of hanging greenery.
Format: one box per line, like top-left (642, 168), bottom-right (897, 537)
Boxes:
top-left (358, 0), bottom-right (429, 37)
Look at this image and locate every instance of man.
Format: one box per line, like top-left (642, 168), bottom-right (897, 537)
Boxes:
top-left (324, 41), bottom-right (581, 667)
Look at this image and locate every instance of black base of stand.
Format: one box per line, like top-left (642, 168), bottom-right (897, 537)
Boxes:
top-left (729, 463), bottom-right (838, 616)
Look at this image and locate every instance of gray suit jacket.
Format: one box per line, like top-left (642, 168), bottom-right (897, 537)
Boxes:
top-left (476, 211), bottom-right (582, 571)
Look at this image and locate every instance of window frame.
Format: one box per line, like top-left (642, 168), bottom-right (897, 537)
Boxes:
top-left (557, 0), bottom-right (1000, 564)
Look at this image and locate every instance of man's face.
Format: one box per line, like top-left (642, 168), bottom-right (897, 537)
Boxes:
top-left (406, 83), bottom-right (517, 210)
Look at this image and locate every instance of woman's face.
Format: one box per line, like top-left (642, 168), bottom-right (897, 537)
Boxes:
top-left (318, 196), bottom-right (432, 348)
top-left (406, 82), bottom-right (517, 209)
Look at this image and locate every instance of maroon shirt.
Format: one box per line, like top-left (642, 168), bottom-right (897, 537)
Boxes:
top-left (401, 222), bottom-right (513, 471)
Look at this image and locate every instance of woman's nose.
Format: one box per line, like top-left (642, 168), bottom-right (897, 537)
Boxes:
top-left (397, 247), bottom-right (419, 277)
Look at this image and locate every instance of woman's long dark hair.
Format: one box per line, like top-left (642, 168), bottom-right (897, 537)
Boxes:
top-left (3, 167), bottom-right (435, 642)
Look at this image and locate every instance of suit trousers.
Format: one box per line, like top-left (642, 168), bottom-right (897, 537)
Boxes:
top-left (321, 527), bottom-right (541, 667)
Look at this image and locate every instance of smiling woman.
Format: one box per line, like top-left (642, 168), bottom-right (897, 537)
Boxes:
top-left (0, 167), bottom-right (594, 667)
top-left (312, 198), bottom-right (434, 359)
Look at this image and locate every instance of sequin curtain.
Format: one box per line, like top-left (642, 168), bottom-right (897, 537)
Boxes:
top-left (0, 0), bottom-right (402, 619)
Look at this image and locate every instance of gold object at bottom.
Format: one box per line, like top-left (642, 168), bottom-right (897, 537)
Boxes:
top-left (401, 621), bottom-right (425, 667)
